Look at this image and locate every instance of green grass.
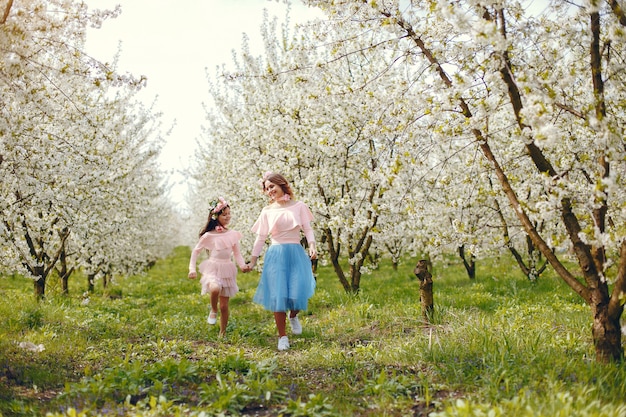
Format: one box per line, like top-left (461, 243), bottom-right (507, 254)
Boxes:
top-left (1, 246), bottom-right (625, 416)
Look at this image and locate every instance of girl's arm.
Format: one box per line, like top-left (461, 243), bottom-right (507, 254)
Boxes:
top-left (188, 235), bottom-right (208, 278)
top-left (232, 242), bottom-right (246, 270)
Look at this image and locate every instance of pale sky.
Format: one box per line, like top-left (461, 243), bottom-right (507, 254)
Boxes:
top-left (85, 0), bottom-right (323, 207)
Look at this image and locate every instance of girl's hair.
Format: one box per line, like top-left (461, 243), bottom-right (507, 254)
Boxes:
top-left (263, 172), bottom-right (294, 200)
top-left (198, 201), bottom-right (229, 237)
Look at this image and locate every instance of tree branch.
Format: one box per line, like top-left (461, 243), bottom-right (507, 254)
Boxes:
top-left (554, 102), bottom-right (585, 119)
top-left (608, 0), bottom-right (626, 26)
top-left (495, 7), bottom-right (602, 295)
top-left (43, 228), bottom-right (71, 279)
top-left (589, 10), bottom-right (609, 274)
top-left (1, 0), bottom-right (12, 24)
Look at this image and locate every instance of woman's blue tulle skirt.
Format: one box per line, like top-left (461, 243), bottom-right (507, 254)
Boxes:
top-left (253, 243), bottom-right (316, 312)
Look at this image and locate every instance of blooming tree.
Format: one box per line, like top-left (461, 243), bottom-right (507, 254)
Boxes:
top-left (302, 0), bottom-right (626, 363)
top-left (197, 7), bottom-right (428, 293)
top-left (0, 0), bottom-right (174, 297)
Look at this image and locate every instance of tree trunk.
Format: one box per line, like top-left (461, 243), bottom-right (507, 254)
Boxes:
top-left (324, 227), bottom-right (352, 292)
top-left (31, 263), bottom-right (45, 299)
top-left (592, 301), bottom-right (623, 362)
top-left (349, 264), bottom-right (361, 293)
top-left (87, 273), bottom-right (95, 293)
top-left (458, 245), bottom-right (476, 280)
top-left (34, 277), bottom-right (45, 299)
top-left (60, 267), bottom-right (75, 295)
top-left (57, 242), bottom-right (74, 295)
top-left (414, 260), bottom-right (434, 322)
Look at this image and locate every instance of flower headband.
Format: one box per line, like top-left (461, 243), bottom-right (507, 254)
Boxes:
top-left (208, 197), bottom-right (228, 218)
top-left (258, 171), bottom-right (273, 190)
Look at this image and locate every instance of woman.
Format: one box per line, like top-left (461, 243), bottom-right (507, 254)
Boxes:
top-left (248, 172), bottom-right (317, 351)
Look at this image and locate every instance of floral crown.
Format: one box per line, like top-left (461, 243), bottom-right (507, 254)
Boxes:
top-left (208, 197), bottom-right (228, 219)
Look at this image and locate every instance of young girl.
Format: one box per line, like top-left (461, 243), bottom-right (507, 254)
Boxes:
top-left (188, 197), bottom-right (249, 336)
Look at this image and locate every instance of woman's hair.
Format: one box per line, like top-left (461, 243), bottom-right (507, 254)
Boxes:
top-left (198, 200), bottom-right (229, 237)
top-left (263, 172), bottom-right (294, 200)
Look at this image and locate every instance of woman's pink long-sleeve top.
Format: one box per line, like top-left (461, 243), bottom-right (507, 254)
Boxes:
top-left (251, 201), bottom-right (315, 257)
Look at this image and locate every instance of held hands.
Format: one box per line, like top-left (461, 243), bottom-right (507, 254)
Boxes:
top-left (246, 257), bottom-right (258, 273)
top-left (241, 264), bottom-right (252, 273)
top-left (309, 246), bottom-right (317, 260)
top-left (188, 271), bottom-right (197, 280)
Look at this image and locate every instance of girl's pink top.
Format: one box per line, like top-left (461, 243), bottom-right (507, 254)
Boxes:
top-left (251, 201), bottom-right (315, 257)
top-left (189, 229), bottom-right (246, 273)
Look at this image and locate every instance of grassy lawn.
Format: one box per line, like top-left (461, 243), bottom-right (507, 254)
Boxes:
top-left (1, 246), bottom-right (625, 416)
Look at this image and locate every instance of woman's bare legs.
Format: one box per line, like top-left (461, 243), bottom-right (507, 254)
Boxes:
top-left (275, 310), bottom-right (302, 350)
top-left (274, 312), bottom-right (287, 337)
top-left (275, 310), bottom-right (300, 336)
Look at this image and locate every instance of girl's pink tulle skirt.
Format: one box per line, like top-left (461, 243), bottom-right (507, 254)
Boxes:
top-left (198, 259), bottom-right (239, 297)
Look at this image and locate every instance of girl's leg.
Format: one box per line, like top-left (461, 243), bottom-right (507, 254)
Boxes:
top-left (218, 295), bottom-right (229, 336)
top-left (209, 286), bottom-right (220, 314)
top-left (274, 312), bottom-right (287, 337)
top-left (208, 283), bottom-right (220, 324)
top-left (289, 310), bottom-right (300, 318)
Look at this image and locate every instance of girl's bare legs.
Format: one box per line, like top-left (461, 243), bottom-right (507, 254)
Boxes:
top-left (219, 295), bottom-right (229, 336)
top-left (207, 283), bottom-right (220, 324)
top-left (209, 285), bottom-right (220, 317)
top-left (289, 310), bottom-right (300, 319)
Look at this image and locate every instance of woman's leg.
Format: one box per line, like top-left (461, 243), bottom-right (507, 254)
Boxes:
top-left (274, 312), bottom-right (287, 337)
top-left (288, 310), bottom-right (302, 334)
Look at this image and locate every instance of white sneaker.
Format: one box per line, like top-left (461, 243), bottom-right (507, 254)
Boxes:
top-left (207, 312), bottom-right (217, 325)
top-left (277, 336), bottom-right (290, 351)
top-left (289, 315), bottom-right (302, 335)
